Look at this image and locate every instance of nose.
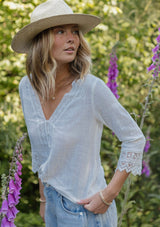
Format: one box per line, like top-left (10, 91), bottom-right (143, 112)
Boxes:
top-left (66, 31), bottom-right (74, 43)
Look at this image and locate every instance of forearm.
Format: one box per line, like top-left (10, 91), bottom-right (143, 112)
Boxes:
top-left (39, 178), bottom-right (45, 200)
top-left (102, 169), bottom-right (130, 202)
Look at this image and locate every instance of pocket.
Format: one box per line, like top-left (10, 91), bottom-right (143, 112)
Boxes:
top-left (60, 195), bottom-right (84, 216)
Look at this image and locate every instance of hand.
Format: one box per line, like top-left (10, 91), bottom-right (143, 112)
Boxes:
top-left (39, 202), bottom-right (45, 222)
top-left (77, 192), bottom-right (109, 214)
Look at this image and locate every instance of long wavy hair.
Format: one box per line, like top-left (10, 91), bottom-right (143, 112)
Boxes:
top-left (26, 27), bottom-right (91, 100)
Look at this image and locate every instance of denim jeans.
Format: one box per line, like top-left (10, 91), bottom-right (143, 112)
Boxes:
top-left (44, 184), bottom-right (117, 227)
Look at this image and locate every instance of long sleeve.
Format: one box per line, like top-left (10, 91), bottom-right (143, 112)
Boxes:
top-left (92, 78), bottom-right (146, 175)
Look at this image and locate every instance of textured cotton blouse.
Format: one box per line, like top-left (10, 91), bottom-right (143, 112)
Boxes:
top-left (19, 74), bottom-right (145, 202)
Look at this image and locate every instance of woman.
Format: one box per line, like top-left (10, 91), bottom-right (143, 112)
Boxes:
top-left (12, 0), bottom-right (145, 226)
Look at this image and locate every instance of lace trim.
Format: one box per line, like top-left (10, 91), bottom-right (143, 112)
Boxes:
top-left (116, 151), bottom-right (143, 176)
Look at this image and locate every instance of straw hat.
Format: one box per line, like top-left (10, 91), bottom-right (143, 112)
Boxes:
top-left (11, 0), bottom-right (101, 53)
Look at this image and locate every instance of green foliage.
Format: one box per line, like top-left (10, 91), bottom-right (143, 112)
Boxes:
top-left (14, 212), bottom-right (45, 227)
top-left (0, 0), bottom-right (160, 226)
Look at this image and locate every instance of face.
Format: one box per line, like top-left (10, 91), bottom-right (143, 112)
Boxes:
top-left (52, 24), bottom-right (80, 66)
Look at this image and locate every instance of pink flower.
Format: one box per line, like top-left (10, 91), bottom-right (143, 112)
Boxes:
top-left (13, 192), bottom-right (21, 205)
top-left (6, 207), bottom-right (15, 222)
top-left (8, 193), bottom-right (16, 208)
top-left (1, 216), bottom-right (11, 227)
top-left (0, 134), bottom-right (27, 226)
top-left (107, 49), bottom-right (120, 99)
top-left (152, 53), bottom-right (159, 62)
top-left (18, 153), bottom-right (23, 161)
top-left (152, 45), bottom-right (159, 53)
top-left (14, 172), bottom-right (22, 187)
top-left (0, 199), bottom-right (9, 215)
top-left (16, 161), bottom-right (22, 175)
top-left (11, 205), bottom-right (19, 217)
top-left (156, 34), bottom-right (160, 43)
top-left (142, 160), bottom-right (150, 177)
top-left (1, 216), bottom-right (16, 227)
top-left (16, 161), bottom-right (22, 170)
top-left (147, 28), bottom-right (160, 77)
top-left (147, 63), bottom-right (156, 71)
top-left (144, 137), bottom-right (150, 153)
top-left (9, 179), bottom-right (17, 194)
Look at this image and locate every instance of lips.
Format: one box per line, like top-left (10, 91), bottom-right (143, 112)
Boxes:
top-left (64, 46), bottom-right (75, 51)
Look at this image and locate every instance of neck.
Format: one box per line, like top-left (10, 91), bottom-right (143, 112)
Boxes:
top-left (55, 63), bottom-right (74, 90)
top-left (56, 63), bottom-right (70, 83)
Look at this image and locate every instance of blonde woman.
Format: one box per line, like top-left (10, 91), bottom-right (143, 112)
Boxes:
top-left (12, 0), bottom-right (145, 226)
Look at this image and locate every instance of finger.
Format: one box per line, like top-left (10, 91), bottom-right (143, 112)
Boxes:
top-left (77, 198), bottom-right (91, 205)
top-left (84, 203), bottom-right (92, 211)
top-left (84, 203), bottom-right (98, 214)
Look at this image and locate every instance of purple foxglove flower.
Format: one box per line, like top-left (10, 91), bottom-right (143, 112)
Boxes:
top-left (152, 53), bottom-right (159, 62)
top-left (13, 185), bottom-right (21, 205)
top-left (107, 49), bottom-right (119, 99)
top-left (16, 161), bottom-right (22, 171)
top-left (0, 199), bottom-right (9, 214)
top-left (17, 169), bottom-right (22, 176)
top-left (13, 193), bottom-right (21, 205)
top-left (13, 187), bottom-right (21, 196)
top-left (18, 153), bottom-right (23, 161)
top-left (142, 160), bottom-right (150, 177)
top-left (1, 216), bottom-right (11, 227)
top-left (16, 161), bottom-right (22, 175)
top-left (15, 184), bottom-right (22, 193)
top-left (9, 179), bottom-right (17, 194)
top-left (144, 137), bottom-right (150, 153)
top-left (14, 172), bottom-right (22, 186)
top-left (152, 45), bottom-right (159, 53)
top-left (6, 207), bottom-right (15, 222)
top-left (147, 28), bottom-right (160, 77)
top-left (147, 63), bottom-right (156, 72)
top-left (8, 193), bottom-right (16, 208)
top-left (10, 223), bottom-right (16, 227)
top-left (156, 34), bottom-right (160, 43)
top-left (11, 205), bottom-right (19, 217)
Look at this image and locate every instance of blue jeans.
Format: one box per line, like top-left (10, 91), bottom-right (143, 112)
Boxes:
top-left (44, 184), bottom-right (117, 227)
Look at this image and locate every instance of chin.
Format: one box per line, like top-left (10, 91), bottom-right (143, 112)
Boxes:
top-left (58, 58), bottom-right (76, 65)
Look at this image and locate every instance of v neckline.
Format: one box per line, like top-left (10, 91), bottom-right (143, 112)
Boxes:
top-left (30, 79), bottom-right (80, 122)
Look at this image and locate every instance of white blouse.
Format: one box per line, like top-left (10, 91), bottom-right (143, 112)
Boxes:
top-left (19, 74), bottom-right (145, 202)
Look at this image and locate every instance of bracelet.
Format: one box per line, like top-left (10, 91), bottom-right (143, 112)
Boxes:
top-left (99, 191), bottom-right (112, 206)
top-left (39, 198), bottom-right (46, 203)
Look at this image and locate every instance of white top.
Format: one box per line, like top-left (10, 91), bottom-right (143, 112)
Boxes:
top-left (19, 74), bottom-right (145, 202)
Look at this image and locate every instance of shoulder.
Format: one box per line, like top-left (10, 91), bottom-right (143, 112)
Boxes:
top-left (19, 76), bottom-right (31, 100)
top-left (82, 74), bottom-right (105, 89)
top-left (19, 76), bottom-right (30, 92)
top-left (83, 74), bottom-right (109, 93)
top-left (84, 74), bottom-right (102, 83)
top-left (19, 75), bottom-right (29, 87)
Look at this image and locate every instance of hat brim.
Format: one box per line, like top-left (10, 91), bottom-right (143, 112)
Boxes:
top-left (11, 14), bottom-right (101, 53)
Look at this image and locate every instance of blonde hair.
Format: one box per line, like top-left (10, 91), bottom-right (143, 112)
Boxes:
top-left (26, 28), bottom-right (91, 100)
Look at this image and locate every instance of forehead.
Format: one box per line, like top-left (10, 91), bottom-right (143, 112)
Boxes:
top-left (53, 24), bottom-right (79, 29)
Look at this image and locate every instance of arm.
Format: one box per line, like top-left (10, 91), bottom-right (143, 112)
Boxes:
top-left (102, 170), bottom-right (130, 202)
top-left (78, 79), bottom-right (145, 213)
top-left (39, 179), bottom-right (46, 222)
top-left (93, 78), bottom-right (145, 176)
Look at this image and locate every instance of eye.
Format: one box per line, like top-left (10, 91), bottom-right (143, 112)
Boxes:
top-left (73, 30), bottom-right (79, 35)
top-left (53, 28), bottom-right (65, 35)
top-left (57, 30), bottom-right (64, 34)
